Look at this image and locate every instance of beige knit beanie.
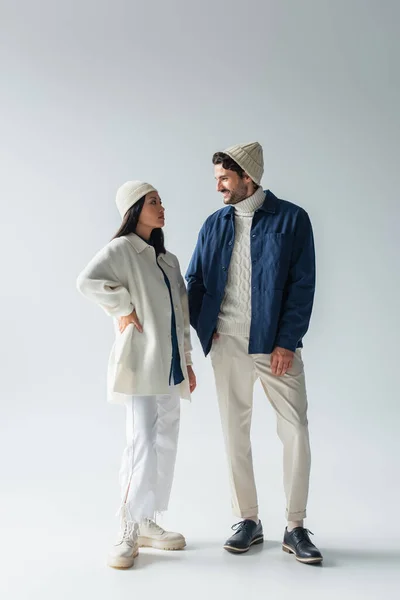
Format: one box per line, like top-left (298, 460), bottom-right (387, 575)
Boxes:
top-left (115, 180), bottom-right (157, 218)
top-left (223, 141), bottom-right (264, 185)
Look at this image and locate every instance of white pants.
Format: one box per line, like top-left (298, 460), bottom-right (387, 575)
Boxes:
top-left (119, 388), bottom-right (180, 523)
top-left (211, 334), bottom-right (311, 521)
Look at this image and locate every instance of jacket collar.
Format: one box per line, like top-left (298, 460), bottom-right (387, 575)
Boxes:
top-left (126, 233), bottom-right (149, 253)
top-left (126, 233), bottom-right (175, 267)
top-left (221, 189), bottom-right (277, 218)
top-left (159, 252), bottom-right (176, 268)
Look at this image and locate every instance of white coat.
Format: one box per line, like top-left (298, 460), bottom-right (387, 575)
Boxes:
top-left (77, 233), bottom-right (193, 403)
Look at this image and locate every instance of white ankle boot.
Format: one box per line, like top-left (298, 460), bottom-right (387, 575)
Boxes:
top-left (138, 518), bottom-right (186, 550)
top-left (108, 521), bottom-right (139, 569)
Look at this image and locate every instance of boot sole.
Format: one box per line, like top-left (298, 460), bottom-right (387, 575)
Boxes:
top-left (282, 544), bottom-right (323, 564)
top-left (107, 549), bottom-right (139, 569)
top-left (138, 536), bottom-right (186, 551)
top-left (224, 536), bottom-right (264, 553)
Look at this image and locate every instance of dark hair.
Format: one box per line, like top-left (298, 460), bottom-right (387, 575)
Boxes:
top-left (112, 196), bottom-right (166, 256)
top-left (213, 151), bottom-right (258, 192)
top-left (212, 152), bottom-right (245, 177)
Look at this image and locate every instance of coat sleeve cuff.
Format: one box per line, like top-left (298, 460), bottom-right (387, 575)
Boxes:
top-left (106, 303), bottom-right (134, 319)
top-left (274, 337), bottom-right (298, 353)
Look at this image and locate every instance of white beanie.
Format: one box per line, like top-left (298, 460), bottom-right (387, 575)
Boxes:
top-left (115, 180), bottom-right (157, 218)
top-left (223, 141), bottom-right (264, 185)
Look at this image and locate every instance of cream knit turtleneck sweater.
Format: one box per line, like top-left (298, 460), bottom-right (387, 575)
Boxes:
top-left (217, 186), bottom-right (266, 337)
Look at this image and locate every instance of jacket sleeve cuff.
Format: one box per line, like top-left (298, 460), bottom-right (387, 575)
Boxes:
top-left (106, 303), bottom-right (134, 319)
top-left (274, 337), bottom-right (298, 353)
top-left (185, 352), bottom-right (193, 367)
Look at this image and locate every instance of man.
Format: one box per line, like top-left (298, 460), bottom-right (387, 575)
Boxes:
top-left (186, 142), bottom-right (322, 564)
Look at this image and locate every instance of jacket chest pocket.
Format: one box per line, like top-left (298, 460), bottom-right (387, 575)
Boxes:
top-left (260, 232), bottom-right (292, 259)
top-left (261, 233), bottom-right (293, 288)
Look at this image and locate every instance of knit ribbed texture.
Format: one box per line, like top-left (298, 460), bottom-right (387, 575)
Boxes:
top-left (217, 187), bottom-right (266, 336)
top-left (224, 142), bottom-right (264, 185)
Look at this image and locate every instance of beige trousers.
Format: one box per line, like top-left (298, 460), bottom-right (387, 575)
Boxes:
top-left (211, 334), bottom-right (311, 521)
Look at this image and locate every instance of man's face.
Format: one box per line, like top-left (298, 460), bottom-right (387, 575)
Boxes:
top-left (214, 164), bottom-right (250, 205)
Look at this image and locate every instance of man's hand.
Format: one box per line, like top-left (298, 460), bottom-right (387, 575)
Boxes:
top-left (213, 332), bottom-right (220, 341)
top-left (187, 365), bottom-right (197, 393)
top-left (118, 310), bottom-right (143, 334)
top-left (270, 346), bottom-right (294, 376)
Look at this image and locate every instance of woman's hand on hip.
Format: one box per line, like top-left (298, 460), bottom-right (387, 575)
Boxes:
top-left (118, 310), bottom-right (143, 334)
top-left (187, 365), bottom-right (197, 393)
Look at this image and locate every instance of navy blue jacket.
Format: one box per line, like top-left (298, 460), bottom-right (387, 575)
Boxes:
top-left (185, 190), bottom-right (316, 356)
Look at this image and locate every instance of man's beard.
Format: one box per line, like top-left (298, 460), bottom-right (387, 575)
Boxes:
top-left (221, 182), bottom-right (248, 205)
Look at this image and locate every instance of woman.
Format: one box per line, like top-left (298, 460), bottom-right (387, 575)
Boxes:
top-left (77, 180), bottom-right (196, 569)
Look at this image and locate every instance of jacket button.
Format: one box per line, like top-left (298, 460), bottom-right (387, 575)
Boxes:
top-left (228, 241), bottom-right (233, 246)
top-left (222, 266), bottom-right (226, 271)
top-left (252, 233), bottom-right (256, 238)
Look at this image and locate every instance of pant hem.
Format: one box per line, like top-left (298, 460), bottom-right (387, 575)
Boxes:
top-left (117, 503), bottom-right (169, 525)
top-left (286, 509), bottom-right (307, 521)
top-left (234, 506), bottom-right (259, 519)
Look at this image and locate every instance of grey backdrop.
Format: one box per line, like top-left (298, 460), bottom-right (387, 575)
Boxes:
top-left (1, 1), bottom-right (399, 598)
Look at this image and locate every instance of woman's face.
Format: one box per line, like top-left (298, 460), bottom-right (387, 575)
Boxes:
top-left (138, 191), bottom-right (165, 229)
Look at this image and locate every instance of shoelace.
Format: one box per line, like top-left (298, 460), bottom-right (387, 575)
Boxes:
top-left (298, 528), bottom-right (314, 536)
top-left (118, 521), bottom-right (138, 544)
top-left (143, 518), bottom-right (165, 535)
top-left (231, 520), bottom-right (256, 533)
top-left (290, 527), bottom-right (314, 544)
